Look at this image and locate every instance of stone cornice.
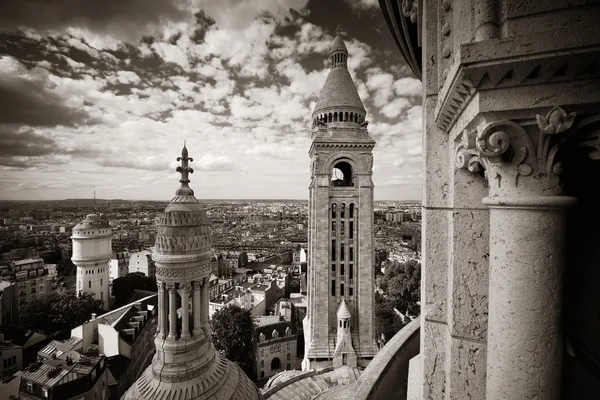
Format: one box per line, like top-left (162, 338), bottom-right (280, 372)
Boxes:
top-left (456, 106), bottom-right (600, 196)
top-left (436, 37), bottom-right (600, 133)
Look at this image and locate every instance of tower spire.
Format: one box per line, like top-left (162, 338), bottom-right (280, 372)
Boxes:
top-left (93, 188), bottom-right (96, 213)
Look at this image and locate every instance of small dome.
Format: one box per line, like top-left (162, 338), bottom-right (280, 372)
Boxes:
top-left (330, 35), bottom-right (348, 54)
top-left (73, 214), bottom-right (111, 231)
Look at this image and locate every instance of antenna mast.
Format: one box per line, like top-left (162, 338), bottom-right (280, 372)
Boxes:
top-left (94, 188), bottom-right (96, 213)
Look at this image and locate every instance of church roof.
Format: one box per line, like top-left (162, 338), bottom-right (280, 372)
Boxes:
top-left (313, 35), bottom-right (365, 115)
top-left (73, 214), bottom-right (111, 230)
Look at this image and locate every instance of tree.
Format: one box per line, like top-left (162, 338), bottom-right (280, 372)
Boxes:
top-left (20, 292), bottom-right (104, 336)
top-left (374, 292), bottom-right (405, 347)
top-left (380, 259), bottom-right (421, 316)
top-left (57, 258), bottom-right (76, 276)
top-left (211, 305), bottom-right (255, 379)
top-left (111, 272), bottom-right (157, 309)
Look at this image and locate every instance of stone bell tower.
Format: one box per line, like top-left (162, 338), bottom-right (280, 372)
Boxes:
top-left (122, 144), bottom-right (262, 400)
top-left (302, 29), bottom-right (378, 370)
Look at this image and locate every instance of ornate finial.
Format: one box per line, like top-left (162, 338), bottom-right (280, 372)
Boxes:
top-left (335, 25), bottom-right (345, 36)
top-left (176, 144), bottom-right (194, 196)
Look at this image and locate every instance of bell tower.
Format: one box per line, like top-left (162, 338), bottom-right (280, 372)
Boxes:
top-left (302, 29), bottom-right (378, 370)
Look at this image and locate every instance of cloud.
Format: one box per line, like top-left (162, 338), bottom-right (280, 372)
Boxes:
top-left (96, 156), bottom-right (170, 171)
top-left (0, 0), bottom-right (195, 45)
top-left (193, 154), bottom-right (234, 171)
top-left (365, 67), bottom-right (395, 107)
top-left (245, 143), bottom-right (295, 159)
top-left (393, 77), bottom-right (422, 97)
top-left (380, 97), bottom-right (411, 119)
top-left (343, 0), bottom-right (379, 10)
top-left (197, 0), bottom-right (309, 30)
top-left (0, 56), bottom-right (97, 127)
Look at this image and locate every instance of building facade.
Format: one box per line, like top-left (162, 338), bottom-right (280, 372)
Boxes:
top-left (71, 214), bottom-right (112, 310)
top-left (128, 250), bottom-right (155, 278)
top-left (255, 316), bottom-right (297, 381)
top-left (303, 32), bottom-right (378, 370)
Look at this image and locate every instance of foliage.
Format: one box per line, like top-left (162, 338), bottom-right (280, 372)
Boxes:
top-left (211, 305), bottom-right (256, 379)
top-left (111, 272), bottom-right (157, 309)
top-left (374, 248), bottom-right (390, 276)
top-left (20, 292), bottom-right (104, 336)
top-left (374, 292), bottom-right (405, 347)
top-left (57, 257), bottom-right (76, 276)
top-left (377, 259), bottom-right (421, 316)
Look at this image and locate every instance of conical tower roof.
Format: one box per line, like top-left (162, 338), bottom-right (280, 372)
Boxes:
top-left (337, 299), bottom-right (351, 319)
top-left (313, 33), bottom-right (365, 117)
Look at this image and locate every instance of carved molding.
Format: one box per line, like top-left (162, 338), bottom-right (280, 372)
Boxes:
top-left (155, 234), bottom-right (209, 253)
top-left (156, 264), bottom-right (210, 280)
top-left (437, 50), bottom-right (600, 133)
top-left (157, 211), bottom-right (208, 226)
top-left (456, 107), bottom-right (600, 196)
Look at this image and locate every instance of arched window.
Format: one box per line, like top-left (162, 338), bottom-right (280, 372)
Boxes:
top-left (350, 113), bottom-right (354, 122)
top-left (287, 353), bottom-right (291, 361)
top-left (345, 111), bottom-right (348, 121)
top-left (261, 360), bottom-right (264, 368)
top-left (340, 204), bottom-right (345, 219)
top-left (329, 112), bottom-right (332, 122)
top-left (272, 329), bottom-right (279, 339)
top-left (349, 204), bottom-right (354, 218)
top-left (331, 161), bottom-right (353, 187)
top-left (332, 204), bottom-right (336, 218)
top-left (271, 357), bottom-right (281, 370)
top-left (287, 363), bottom-right (291, 370)
top-left (334, 112), bottom-right (338, 122)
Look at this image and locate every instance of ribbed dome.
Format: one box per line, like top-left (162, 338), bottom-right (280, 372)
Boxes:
top-left (73, 214), bottom-right (111, 231)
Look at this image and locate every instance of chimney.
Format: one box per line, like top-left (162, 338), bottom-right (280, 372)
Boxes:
top-left (91, 313), bottom-right (97, 320)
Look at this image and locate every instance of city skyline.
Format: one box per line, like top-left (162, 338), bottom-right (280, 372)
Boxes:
top-left (0, 0), bottom-right (422, 201)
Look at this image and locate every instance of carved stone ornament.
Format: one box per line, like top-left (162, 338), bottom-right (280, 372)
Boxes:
top-left (402, 0), bottom-right (418, 23)
top-left (156, 265), bottom-right (210, 280)
top-left (456, 107), bottom-right (600, 196)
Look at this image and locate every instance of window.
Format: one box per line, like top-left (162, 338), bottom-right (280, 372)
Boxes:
top-left (349, 204), bottom-right (354, 218)
top-left (88, 281), bottom-right (91, 289)
top-left (100, 278), bottom-right (103, 286)
top-left (349, 248), bottom-right (354, 262)
top-left (331, 221), bottom-right (336, 232)
top-left (349, 287), bottom-right (353, 296)
top-left (341, 265), bottom-right (345, 276)
top-left (331, 240), bottom-right (336, 261)
top-left (261, 371), bottom-right (265, 378)
top-left (341, 247), bottom-right (345, 261)
top-left (261, 360), bottom-right (264, 368)
top-left (340, 221), bottom-right (345, 235)
top-left (27, 382), bottom-right (34, 393)
top-left (331, 204), bottom-right (336, 218)
top-left (340, 204), bottom-right (345, 219)
top-left (331, 280), bottom-right (336, 296)
top-left (271, 358), bottom-right (281, 370)
top-left (349, 264), bottom-right (353, 280)
top-left (349, 222), bottom-right (353, 239)
top-left (341, 284), bottom-right (345, 296)
top-left (331, 264), bottom-right (336, 273)
top-left (101, 292), bottom-right (103, 300)
top-left (287, 363), bottom-right (291, 370)
top-left (287, 353), bottom-right (290, 360)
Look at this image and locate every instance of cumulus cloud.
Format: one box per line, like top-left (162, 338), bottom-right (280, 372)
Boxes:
top-left (194, 154), bottom-right (234, 171)
top-left (393, 77), bottom-right (422, 97)
top-left (365, 67), bottom-right (395, 107)
top-left (380, 97), bottom-right (411, 119)
top-left (245, 143), bottom-right (295, 159)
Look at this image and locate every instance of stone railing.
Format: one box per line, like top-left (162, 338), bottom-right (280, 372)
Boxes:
top-left (352, 317), bottom-right (420, 400)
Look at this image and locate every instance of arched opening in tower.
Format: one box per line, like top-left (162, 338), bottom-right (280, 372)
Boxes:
top-left (331, 161), bottom-right (353, 186)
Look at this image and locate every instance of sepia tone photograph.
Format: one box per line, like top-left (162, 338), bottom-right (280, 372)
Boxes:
top-left (0, 0), bottom-right (598, 399)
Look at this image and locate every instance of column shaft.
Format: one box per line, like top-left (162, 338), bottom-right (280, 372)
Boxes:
top-left (200, 279), bottom-right (210, 335)
top-left (180, 284), bottom-right (190, 338)
top-left (193, 281), bottom-right (202, 335)
top-left (168, 284), bottom-right (178, 339)
top-left (484, 196), bottom-right (575, 399)
top-left (157, 282), bottom-right (165, 337)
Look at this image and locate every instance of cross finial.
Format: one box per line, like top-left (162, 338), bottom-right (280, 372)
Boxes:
top-left (335, 25), bottom-right (344, 36)
top-left (175, 143), bottom-right (194, 196)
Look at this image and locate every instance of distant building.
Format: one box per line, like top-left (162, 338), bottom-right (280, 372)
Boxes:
top-left (72, 214), bottom-right (112, 310)
top-left (11, 259), bottom-right (53, 312)
top-left (128, 250), bottom-right (155, 278)
top-left (109, 251), bottom-right (130, 283)
top-left (254, 316), bottom-right (298, 381)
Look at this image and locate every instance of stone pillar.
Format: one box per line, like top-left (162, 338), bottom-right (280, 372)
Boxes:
top-left (456, 107), bottom-right (585, 400)
top-left (179, 283), bottom-right (190, 339)
top-left (200, 277), bottom-right (210, 335)
top-left (484, 196), bottom-right (575, 399)
top-left (192, 280), bottom-right (202, 336)
top-left (167, 282), bottom-right (178, 339)
top-left (157, 281), bottom-right (166, 338)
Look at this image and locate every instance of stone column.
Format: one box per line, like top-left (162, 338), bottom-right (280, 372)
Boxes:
top-left (157, 281), bottom-right (166, 338)
top-left (179, 283), bottom-right (190, 338)
top-left (456, 108), bottom-right (583, 399)
top-left (192, 280), bottom-right (202, 336)
top-left (167, 282), bottom-right (178, 340)
top-left (200, 277), bottom-right (210, 335)
top-left (484, 196), bottom-right (575, 399)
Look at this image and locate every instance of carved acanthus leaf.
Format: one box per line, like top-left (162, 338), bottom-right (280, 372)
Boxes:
top-left (402, 0), bottom-right (418, 22)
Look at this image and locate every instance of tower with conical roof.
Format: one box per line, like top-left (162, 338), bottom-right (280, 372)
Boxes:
top-left (302, 29), bottom-right (378, 371)
top-left (72, 213), bottom-right (112, 310)
top-left (122, 145), bottom-right (262, 400)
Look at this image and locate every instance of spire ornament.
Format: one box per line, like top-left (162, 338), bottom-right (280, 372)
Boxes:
top-left (176, 142), bottom-right (194, 196)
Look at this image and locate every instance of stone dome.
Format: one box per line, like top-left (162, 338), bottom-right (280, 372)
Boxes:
top-left (72, 214), bottom-right (111, 231)
top-left (312, 34), bottom-right (366, 124)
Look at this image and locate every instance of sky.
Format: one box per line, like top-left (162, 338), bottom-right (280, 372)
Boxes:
top-left (0, 0), bottom-right (423, 201)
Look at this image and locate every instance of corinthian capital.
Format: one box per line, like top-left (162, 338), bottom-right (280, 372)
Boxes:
top-left (456, 107), bottom-right (599, 197)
